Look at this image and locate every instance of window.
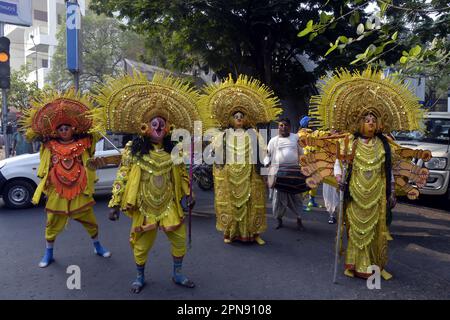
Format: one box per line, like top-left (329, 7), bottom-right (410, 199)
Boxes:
top-left (41, 59), bottom-right (48, 68)
top-left (57, 14), bottom-right (62, 25)
top-left (102, 134), bottom-right (129, 151)
top-left (34, 10), bottom-right (48, 22)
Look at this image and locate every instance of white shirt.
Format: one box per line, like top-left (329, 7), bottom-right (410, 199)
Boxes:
top-left (265, 133), bottom-right (303, 166)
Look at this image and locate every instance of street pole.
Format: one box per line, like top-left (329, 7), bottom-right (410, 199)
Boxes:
top-left (30, 34), bottom-right (38, 89)
top-left (74, 70), bottom-right (79, 92)
top-left (0, 22), bottom-right (10, 158)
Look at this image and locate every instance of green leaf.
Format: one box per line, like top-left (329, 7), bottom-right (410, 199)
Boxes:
top-left (339, 36), bottom-right (349, 44)
top-left (365, 20), bottom-right (374, 30)
top-left (298, 27), bottom-right (312, 37)
top-left (409, 45), bottom-right (422, 56)
top-left (307, 20), bottom-right (313, 28)
top-left (402, 50), bottom-right (409, 56)
top-left (357, 23), bottom-right (364, 35)
top-left (308, 32), bottom-right (318, 41)
top-left (320, 12), bottom-right (332, 24)
top-left (391, 31), bottom-right (398, 41)
top-left (325, 43), bottom-right (338, 56)
top-left (350, 53), bottom-right (366, 65)
top-left (400, 56), bottom-right (408, 64)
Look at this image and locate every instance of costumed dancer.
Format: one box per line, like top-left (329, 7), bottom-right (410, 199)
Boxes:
top-left (299, 68), bottom-right (431, 280)
top-left (265, 118), bottom-right (305, 230)
top-left (21, 90), bottom-right (111, 268)
top-left (93, 72), bottom-right (204, 293)
top-left (199, 75), bottom-right (282, 245)
top-left (298, 115), bottom-right (322, 211)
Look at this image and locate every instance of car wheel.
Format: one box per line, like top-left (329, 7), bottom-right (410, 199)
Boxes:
top-left (2, 180), bottom-right (35, 209)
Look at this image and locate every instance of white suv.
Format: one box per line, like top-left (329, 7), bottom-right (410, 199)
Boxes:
top-left (0, 135), bottom-right (125, 209)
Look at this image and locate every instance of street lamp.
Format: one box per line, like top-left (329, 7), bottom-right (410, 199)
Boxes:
top-left (29, 34), bottom-right (38, 89)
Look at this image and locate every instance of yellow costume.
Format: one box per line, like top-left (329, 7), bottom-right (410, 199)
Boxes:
top-left (92, 72), bottom-right (204, 291)
top-left (213, 129), bottom-right (268, 242)
top-left (34, 137), bottom-right (99, 241)
top-left (199, 75), bottom-right (282, 244)
top-left (21, 89), bottom-right (111, 268)
top-left (299, 68), bottom-right (431, 280)
top-left (109, 142), bottom-right (191, 264)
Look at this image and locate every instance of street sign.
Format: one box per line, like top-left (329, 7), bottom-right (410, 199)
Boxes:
top-left (0, 0), bottom-right (32, 27)
top-left (66, 1), bottom-right (81, 73)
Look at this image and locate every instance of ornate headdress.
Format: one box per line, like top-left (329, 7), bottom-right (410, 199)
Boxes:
top-left (309, 68), bottom-right (425, 133)
top-left (198, 74), bottom-right (282, 129)
top-left (91, 72), bottom-right (206, 134)
top-left (21, 88), bottom-right (94, 141)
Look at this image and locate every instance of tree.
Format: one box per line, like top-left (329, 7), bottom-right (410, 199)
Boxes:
top-left (47, 11), bottom-right (146, 92)
top-left (3, 64), bottom-right (41, 111)
top-left (298, 0), bottom-right (450, 108)
top-left (90, 0), bottom-right (382, 100)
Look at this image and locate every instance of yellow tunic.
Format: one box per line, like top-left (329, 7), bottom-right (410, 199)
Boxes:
top-left (32, 140), bottom-right (97, 215)
top-left (213, 130), bottom-right (267, 241)
top-left (343, 137), bottom-right (390, 277)
top-left (109, 143), bottom-right (190, 244)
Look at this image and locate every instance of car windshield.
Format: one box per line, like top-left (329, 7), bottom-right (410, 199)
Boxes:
top-left (393, 118), bottom-right (450, 145)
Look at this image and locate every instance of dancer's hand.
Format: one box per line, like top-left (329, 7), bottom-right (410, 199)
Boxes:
top-left (109, 207), bottom-right (120, 221)
top-left (182, 195), bottom-right (196, 209)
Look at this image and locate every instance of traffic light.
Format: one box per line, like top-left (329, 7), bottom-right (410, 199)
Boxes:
top-left (0, 36), bottom-right (10, 89)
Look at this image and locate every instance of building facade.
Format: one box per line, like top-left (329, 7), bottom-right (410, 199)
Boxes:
top-left (4, 0), bottom-right (86, 88)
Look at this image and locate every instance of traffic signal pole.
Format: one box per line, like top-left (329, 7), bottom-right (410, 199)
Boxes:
top-left (0, 22), bottom-right (9, 158)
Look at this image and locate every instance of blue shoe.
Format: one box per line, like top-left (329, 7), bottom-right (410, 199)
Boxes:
top-left (173, 260), bottom-right (195, 288)
top-left (38, 248), bottom-right (54, 268)
top-left (93, 241), bottom-right (111, 258)
top-left (131, 266), bottom-right (145, 294)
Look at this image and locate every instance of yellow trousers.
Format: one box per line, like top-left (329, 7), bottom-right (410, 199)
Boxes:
top-left (45, 207), bottom-right (98, 242)
top-left (131, 223), bottom-right (187, 266)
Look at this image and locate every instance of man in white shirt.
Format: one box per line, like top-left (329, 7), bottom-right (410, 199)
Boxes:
top-left (265, 118), bottom-right (304, 230)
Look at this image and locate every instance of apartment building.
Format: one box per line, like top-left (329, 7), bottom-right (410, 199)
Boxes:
top-left (4, 0), bottom-right (86, 88)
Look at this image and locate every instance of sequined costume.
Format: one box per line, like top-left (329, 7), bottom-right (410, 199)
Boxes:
top-left (299, 68), bottom-right (432, 280)
top-left (213, 129), bottom-right (268, 242)
top-left (92, 72), bottom-right (204, 291)
top-left (199, 75), bottom-right (282, 244)
top-left (21, 89), bottom-right (111, 268)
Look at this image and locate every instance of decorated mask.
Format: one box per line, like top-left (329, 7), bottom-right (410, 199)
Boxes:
top-left (359, 113), bottom-right (378, 138)
top-left (231, 111), bottom-right (246, 129)
top-left (141, 116), bottom-right (169, 144)
top-left (57, 124), bottom-right (75, 142)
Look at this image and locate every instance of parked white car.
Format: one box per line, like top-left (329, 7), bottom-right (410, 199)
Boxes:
top-left (0, 136), bottom-right (124, 209)
top-left (393, 112), bottom-right (450, 200)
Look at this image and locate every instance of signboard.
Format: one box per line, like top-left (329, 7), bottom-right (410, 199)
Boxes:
top-left (0, 0), bottom-right (32, 27)
top-left (66, 1), bottom-right (81, 72)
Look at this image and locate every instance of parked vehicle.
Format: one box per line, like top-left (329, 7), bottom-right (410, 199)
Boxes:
top-left (0, 136), bottom-right (124, 209)
top-left (393, 112), bottom-right (450, 199)
top-left (192, 163), bottom-right (214, 191)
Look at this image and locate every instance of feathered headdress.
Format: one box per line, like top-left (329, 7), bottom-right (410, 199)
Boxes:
top-left (91, 72), bottom-right (206, 134)
top-left (309, 67), bottom-right (425, 133)
top-left (21, 88), bottom-right (94, 141)
top-left (198, 74), bottom-right (282, 129)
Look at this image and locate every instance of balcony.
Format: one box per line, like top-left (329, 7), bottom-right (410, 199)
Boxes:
top-left (25, 25), bottom-right (50, 54)
top-left (3, 24), bottom-right (25, 43)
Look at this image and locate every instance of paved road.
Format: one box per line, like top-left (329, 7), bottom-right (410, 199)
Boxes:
top-left (0, 187), bottom-right (449, 300)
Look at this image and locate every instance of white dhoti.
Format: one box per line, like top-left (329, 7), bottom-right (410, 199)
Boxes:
top-left (322, 183), bottom-right (339, 216)
top-left (272, 189), bottom-right (302, 219)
